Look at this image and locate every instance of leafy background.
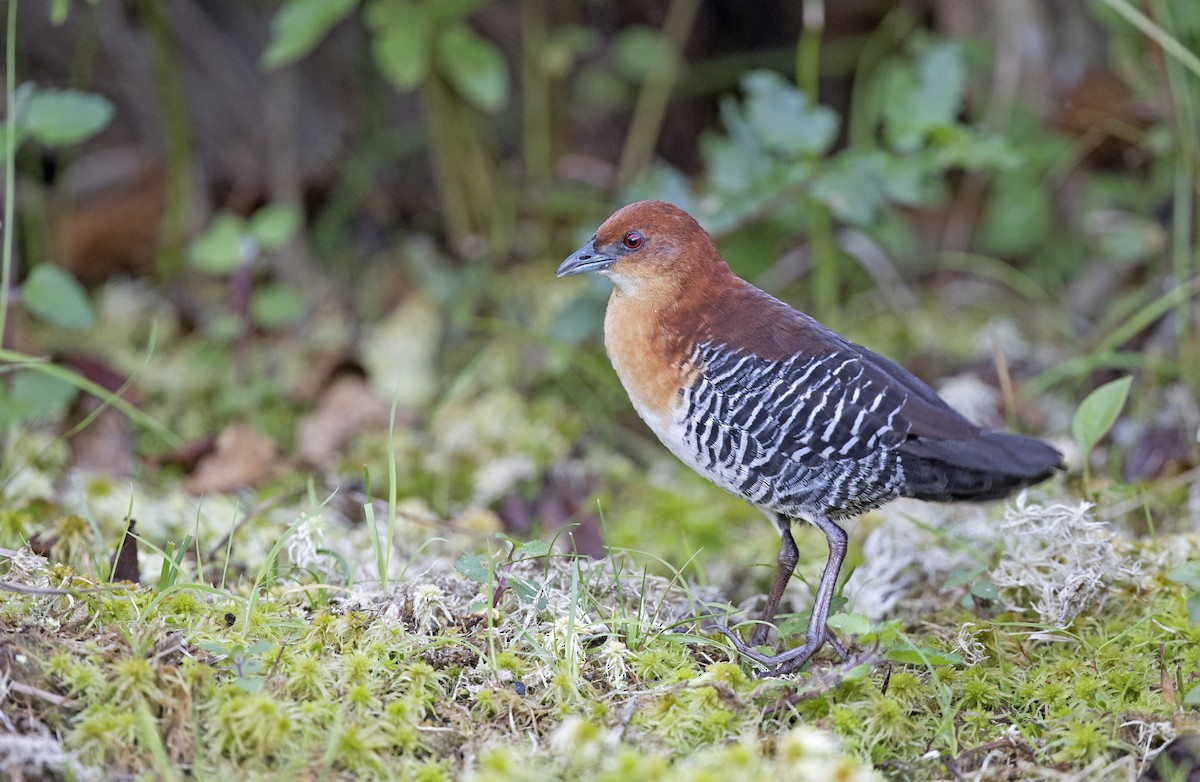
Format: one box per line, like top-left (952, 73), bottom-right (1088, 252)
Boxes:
top-left (1, 0), bottom-right (1199, 779)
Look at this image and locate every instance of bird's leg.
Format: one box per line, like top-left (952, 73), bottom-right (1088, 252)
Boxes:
top-left (747, 518), bottom-right (799, 647)
top-left (759, 516), bottom-right (848, 676)
top-left (709, 516), bottom-right (849, 674)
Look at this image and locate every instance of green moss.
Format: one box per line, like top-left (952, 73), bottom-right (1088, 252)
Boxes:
top-left (410, 759), bottom-right (453, 782)
top-left (331, 719), bottom-right (390, 776)
top-left (283, 655), bottom-right (324, 698)
top-left (1051, 717), bottom-right (1112, 763)
top-left (162, 591), bottom-right (206, 619)
top-left (0, 506), bottom-right (36, 547)
top-left (69, 704), bottom-right (138, 765)
top-left (493, 650), bottom-right (530, 676)
top-left (342, 650), bottom-right (378, 686)
top-left (958, 668), bottom-right (1003, 710)
top-left (6, 455), bottom-right (1194, 781)
top-left (209, 689), bottom-right (294, 760)
top-left (50, 514), bottom-right (97, 568)
top-left (110, 657), bottom-right (159, 705)
top-left (628, 638), bottom-right (697, 683)
top-left (632, 685), bottom-right (743, 751)
top-left (44, 652), bottom-right (105, 702)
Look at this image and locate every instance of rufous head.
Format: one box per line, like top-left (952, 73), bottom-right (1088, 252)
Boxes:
top-left (556, 201), bottom-right (728, 295)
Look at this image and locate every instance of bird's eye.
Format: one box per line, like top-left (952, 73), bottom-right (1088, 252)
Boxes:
top-left (623, 231), bottom-right (643, 250)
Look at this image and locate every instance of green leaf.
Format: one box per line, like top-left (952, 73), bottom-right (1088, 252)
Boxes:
top-left (262, 0), bottom-right (359, 70)
top-left (235, 676), bottom-right (265, 693)
top-left (944, 564), bottom-right (986, 589)
top-left (883, 41), bottom-right (965, 152)
top-left (842, 663), bottom-right (873, 681)
top-left (435, 24), bottom-right (509, 113)
top-left (189, 213), bottom-right (249, 275)
top-left (1166, 562), bottom-right (1200, 591)
top-left (250, 284), bottom-right (308, 329)
top-left (1092, 213), bottom-right (1164, 265)
top-left (366, 0), bottom-right (431, 91)
top-left (858, 618), bottom-right (903, 647)
top-left (970, 580), bottom-right (999, 601)
top-left (0, 370), bottom-right (77, 425)
top-left (612, 25), bottom-right (671, 82)
top-left (51, 0), bottom-right (70, 24)
top-left (244, 640), bottom-right (274, 656)
top-left (508, 575), bottom-right (546, 608)
top-left (514, 539), bottom-right (551, 560)
top-left (885, 644), bottom-right (964, 667)
top-left (425, 0), bottom-right (483, 22)
top-left (1186, 684), bottom-right (1200, 706)
top-left (455, 554), bottom-right (491, 584)
top-left (826, 612), bottom-right (871, 636)
top-left (1187, 594), bottom-right (1200, 626)
top-left (740, 70), bottom-right (838, 158)
top-left (811, 151), bottom-right (887, 224)
top-left (20, 264), bottom-right (95, 329)
top-left (1072, 376), bottom-right (1133, 453)
top-left (23, 89), bottom-right (114, 147)
top-left (249, 204), bottom-right (302, 250)
top-left (977, 170), bottom-right (1055, 256)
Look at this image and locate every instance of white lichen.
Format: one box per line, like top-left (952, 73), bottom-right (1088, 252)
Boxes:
top-left (955, 622), bottom-right (988, 666)
top-left (844, 500), bottom-right (997, 621)
top-left (412, 583), bottom-right (454, 635)
top-left (597, 638), bottom-right (630, 689)
top-left (989, 495), bottom-right (1140, 628)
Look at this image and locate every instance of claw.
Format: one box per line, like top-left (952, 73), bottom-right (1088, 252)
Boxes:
top-left (706, 621), bottom-right (845, 676)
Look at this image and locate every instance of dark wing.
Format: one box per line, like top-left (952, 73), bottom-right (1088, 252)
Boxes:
top-left (697, 345), bottom-right (912, 467)
top-left (693, 283), bottom-right (1063, 500)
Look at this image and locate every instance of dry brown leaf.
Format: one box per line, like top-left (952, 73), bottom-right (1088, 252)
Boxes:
top-left (296, 376), bottom-right (391, 468)
top-left (184, 422), bottom-right (280, 494)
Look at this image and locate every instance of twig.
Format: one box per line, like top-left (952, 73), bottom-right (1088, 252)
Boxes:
top-left (0, 581), bottom-right (110, 596)
top-left (7, 678), bottom-right (71, 707)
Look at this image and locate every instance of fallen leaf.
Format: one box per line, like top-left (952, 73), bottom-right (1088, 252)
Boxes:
top-left (295, 376), bottom-right (392, 467)
top-left (184, 423), bottom-right (280, 494)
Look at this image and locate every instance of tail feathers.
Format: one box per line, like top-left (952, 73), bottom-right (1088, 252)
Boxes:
top-left (899, 431), bottom-right (1063, 503)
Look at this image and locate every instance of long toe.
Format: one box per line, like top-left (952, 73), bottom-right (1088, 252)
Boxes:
top-left (707, 623), bottom-right (783, 666)
top-left (757, 639), bottom-right (823, 678)
top-left (708, 623), bottom-right (831, 675)
top-left (826, 629), bottom-right (848, 660)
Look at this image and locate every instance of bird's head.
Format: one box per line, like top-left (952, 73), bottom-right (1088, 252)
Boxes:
top-left (556, 200), bottom-right (728, 296)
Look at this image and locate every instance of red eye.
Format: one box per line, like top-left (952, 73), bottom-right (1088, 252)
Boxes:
top-left (623, 231), bottom-right (643, 249)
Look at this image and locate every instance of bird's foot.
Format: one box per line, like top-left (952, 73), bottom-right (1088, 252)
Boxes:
top-left (705, 622), bottom-right (847, 678)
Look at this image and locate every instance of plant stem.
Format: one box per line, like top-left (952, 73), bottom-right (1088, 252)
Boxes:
top-left (420, 76), bottom-right (473, 246)
top-left (1153, 0), bottom-right (1200, 363)
top-left (807, 201), bottom-right (840, 321)
top-left (139, 0), bottom-right (192, 279)
top-left (612, 0), bottom-right (701, 193)
top-left (796, 0), bottom-right (841, 321)
top-left (1100, 0), bottom-right (1200, 80)
top-left (521, 0), bottom-right (552, 184)
top-left (796, 0), bottom-right (823, 96)
top-left (1, 0), bottom-right (16, 351)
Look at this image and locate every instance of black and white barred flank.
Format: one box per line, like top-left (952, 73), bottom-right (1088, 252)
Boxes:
top-left (676, 340), bottom-right (1062, 521)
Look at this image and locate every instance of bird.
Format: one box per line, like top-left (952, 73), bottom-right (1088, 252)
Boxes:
top-left (556, 200), bottom-right (1064, 677)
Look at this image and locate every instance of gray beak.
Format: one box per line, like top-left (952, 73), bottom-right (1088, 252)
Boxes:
top-left (556, 239), bottom-right (613, 277)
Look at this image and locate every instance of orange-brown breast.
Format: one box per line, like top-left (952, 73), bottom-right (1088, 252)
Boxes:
top-left (603, 281), bottom-right (701, 428)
